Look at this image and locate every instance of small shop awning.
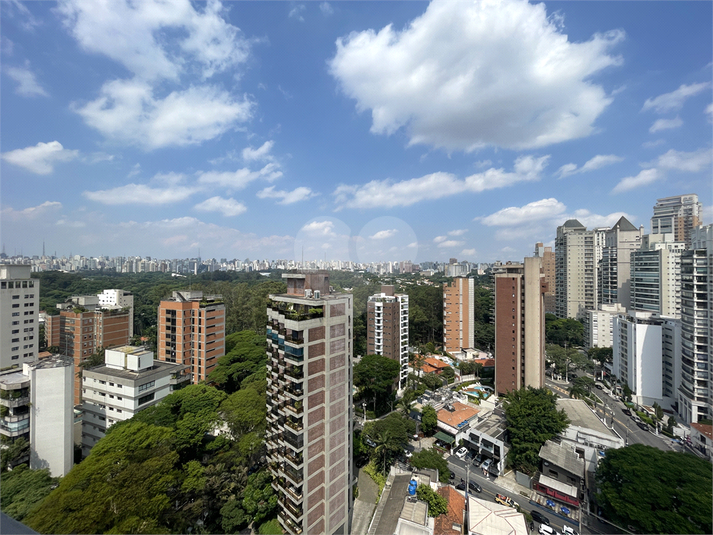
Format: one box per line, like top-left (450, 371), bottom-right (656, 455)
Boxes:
top-left (434, 431), bottom-right (455, 444)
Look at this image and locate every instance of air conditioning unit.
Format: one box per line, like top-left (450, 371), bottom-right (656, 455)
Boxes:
top-left (314, 290), bottom-right (321, 299)
top-left (304, 289), bottom-right (313, 298)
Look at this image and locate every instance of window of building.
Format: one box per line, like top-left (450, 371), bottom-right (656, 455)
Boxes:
top-left (138, 393), bottom-right (155, 406)
top-left (12, 295), bottom-right (19, 300)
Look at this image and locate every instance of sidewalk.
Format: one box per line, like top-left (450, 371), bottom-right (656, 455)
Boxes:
top-left (351, 467), bottom-right (379, 535)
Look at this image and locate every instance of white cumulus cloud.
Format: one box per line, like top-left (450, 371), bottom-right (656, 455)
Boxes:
top-left (320, 2), bottom-right (334, 16)
top-left (242, 140), bottom-right (274, 162)
top-left (83, 183), bottom-right (198, 205)
top-left (256, 186), bottom-right (315, 205)
top-left (480, 198), bottom-right (567, 226)
top-left (648, 148), bottom-right (712, 173)
top-left (329, 0), bottom-right (623, 151)
top-left (642, 82), bottom-right (710, 113)
top-left (649, 116), bottom-right (683, 133)
top-left (301, 220), bottom-right (336, 237)
top-left (198, 163), bottom-right (282, 190)
top-left (2, 141), bottom-right (78, 174)
top-left (369, 229), bottom-right (398, 240)
top-left (1, 201), bottom-right (62, 221)
top-left (194, 196), bottom-right (247, 216)
top-left (556, 154), bottom-right (624, 178)
top-left (437, 240), bottom-right (464, 248)
top-left (5, 61), bottom-right (48, 97)
top-left (448, 229), bottom-right (467, 236)
top-left (334, 155), bottom-right (549, 209)
top-left (612, 168), bottom-right (662, 194)
top-left (74, 80), bottom-right (253, 149)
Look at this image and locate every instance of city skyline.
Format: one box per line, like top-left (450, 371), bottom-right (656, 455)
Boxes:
top-left (1, 0), bottom-right (712, 263)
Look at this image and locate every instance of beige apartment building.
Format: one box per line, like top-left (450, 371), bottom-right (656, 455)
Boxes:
top-left (534, 242), bottom-right (556, 314)
top-left (265, 272), bottom-right (353, 535)
top-left (651, 194), bottom-right (702, 248)
top-left (443, 277), bottom-right (474, 354)
top-left (157, 291), bottom-right (225, 384)
top-left (493, 258), bottom-right (547, 395)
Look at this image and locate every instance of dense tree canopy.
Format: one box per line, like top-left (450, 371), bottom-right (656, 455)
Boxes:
top-left (545, 314), bottom-right (584, 347)
top-left (503, 387), bottom-right (569, 475)
top-left (0, 464), bottom-right (58, 522)
top-left (363, 413), bottom-right (414, 471)
top-left (416, 484), bottom-right (448, 517)
top-left (596, 444), bottom-right (712, 534)
top-left (354, 354), bottom-right (400, 414)
top-left (411, 448), bottom-right (450, 483)
top-left (421, 406), bottom-right (438, 436)
top-left (207, 331), bottom-right (267, 394)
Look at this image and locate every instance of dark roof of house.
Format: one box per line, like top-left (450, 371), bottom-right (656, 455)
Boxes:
top-left (611, 216), bottom-right (638, 231)
top-left (1, 513), bottom-right (38, 534)
top-left (562, 219), bottom-right (585, 228)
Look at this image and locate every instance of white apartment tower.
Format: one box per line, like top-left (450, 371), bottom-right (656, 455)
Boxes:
top-left (630, 234), bottom-right (685, 317)
top-left (651, 194), bottom-right (702, 248)
top-left (367, 285), bottom-right (409, 391)
top-left (555, 220), bottom-right (607, 319)
top-left (266, 272), bottom-right (353, 535)
top-left (0, 265), bottom-right (39, 369)
top-left (678, 225), bottom-right (713, 425)
top-left (598, 217), bottom-right (643, 310)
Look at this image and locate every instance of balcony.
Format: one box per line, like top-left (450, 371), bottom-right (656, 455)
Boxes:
top-left (285, 416), bottom-right (304, 432)
top-left (282, 464), bottom-right (304, 485)
top-left (281, 496), bottom-right (304, 521)
top-left (285, 401), bottom-right (304, 415)
top-left (285, 366), bottom-right (304, 381)
top-left (285, 449), bottom-right (304, 469)
top-left (0, 395), bottom-right (30, 408)
top-left (279, 511), bottom-right (303, 535)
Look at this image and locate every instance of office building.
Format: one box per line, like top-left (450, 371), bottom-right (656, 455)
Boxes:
top-left (157, 291), bottom-right (225, 384)
top-left (46, 300), bottom-right (132, 405)
top-left (555, 220), bottom-right (607, 319)
top-left (367, 285), bottom-right (409, 391)
top-left (598, 217), bottom-right (643, 310)
top-left (0, 265), bottom-right (39, 369)
top-left (265, 272), bottom-right (353, 535)
top-left (81, 346), bottom-right (189, 456)
top-left (534, 242), bottom-right (556, 314)
top-left (493, 258), bottom-right (547, 394)
top-left (678, 225), bottom-right (712, 424)
top-left (651, 194), bottom-right (702, 248)
top-left (0, 354), bottom-right (74, 477)
top-left (443, 277), bottom-right (474, 354)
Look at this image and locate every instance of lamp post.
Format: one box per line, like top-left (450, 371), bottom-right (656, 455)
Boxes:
top-left (362, 402), bottom-right (366, 424)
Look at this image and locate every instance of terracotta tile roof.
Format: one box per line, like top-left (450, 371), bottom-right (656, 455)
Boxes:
top-left (435, 486), bottom-right (464, 535)
top-left (691, 422), bottom-right (713, 440)
top-left (425, 357), bottom-right (451, 369)
top-left (473, 358), bottom-right (495, 368)
top-left (437, 401), bottom-right (479, 428)
top-left (422, 363), bottom-right (442, 375)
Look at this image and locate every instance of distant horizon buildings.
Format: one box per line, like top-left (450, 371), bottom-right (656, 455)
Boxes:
top-left (157, 291), bottom-right (225, 384)
top-left (367, 285), bottom-right (409, 391)
top-left (493, 257), bottom-right (547, 395)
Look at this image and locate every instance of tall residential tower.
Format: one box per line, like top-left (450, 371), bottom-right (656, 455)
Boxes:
top-left (266, 272), bottom-right (353, 535)
top-left (367, 285), bottom-right (409, 390)
top-left (443, 277), bottom-right (474, 354)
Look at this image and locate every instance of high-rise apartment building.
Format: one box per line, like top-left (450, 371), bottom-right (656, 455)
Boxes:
top-left (555, 220), bottom-right (607, 319)
top-left (493, 258), bottom-right (547, 395)
top-left (367, 285), bottom-right (409, 390)
top-left (81, 346), bottom-right (189, 457)
top-left (157, 291), bottom-right (225, 384)
top-left (583, 303), bottom-right (626, 349)
top-left (534, 242), bottom-right (556, 314)
top-left (0, 354), bottom-right (74, 477)
top-left (651, 194), bottom-right (702, 248)
top-left (265, 272), bottom-right (353, 535)
top-left (678, 225), bottom-right (712, 424)
top-left (443, 277), bottom-right (474, 354)
top-left (598, 217), bottom-right (643, 310)
top-left (630, 234), bottom-right (685, 317)
top-left (0, 265), bottom-right (39, 369)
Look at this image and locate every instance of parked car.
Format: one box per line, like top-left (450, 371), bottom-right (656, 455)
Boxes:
top-left (531, 510), bottom-right (550, 525)
top-left (455, 446), bottom-right (468, 460)
top-left (449, 471), bottom-right (455, 480)
top-left (468, 481), bottom-right (482, 493)
top-left (495, 493), bottom-right (518, 508)
top-left (562, 525), bottom-right (578, 535)
top-left (473, 454), bottom-right (483, 466)
top-left (622, 408), bottom-right (632, 416)
top-left (455, 481), bottom-right (466, 491)
top-left (481, 459), bottom-right (492, 471)
top-left (364, 438), bottom-right (377, 448)
top-left (637, 421), bottom-right (650, 432)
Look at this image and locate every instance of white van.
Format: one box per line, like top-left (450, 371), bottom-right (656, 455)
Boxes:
top-left (538, 525), bottom-right (554, 535)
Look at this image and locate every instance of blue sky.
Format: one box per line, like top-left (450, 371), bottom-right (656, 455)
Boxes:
top-left (1, 0), bottom-right (711, 264)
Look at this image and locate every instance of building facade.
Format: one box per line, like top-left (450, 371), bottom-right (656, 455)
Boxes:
top-left (367, 285), bottom-right (409, 390)
top-left (81, 346), bottom-right (189, 457)
top-left (555, 220), bottom-right (607, 319)
top-left (0, 265), bottom-right (39, 370)
top-left (630, 237), bottom-right (684, 318)
top-left (493, 258), bottom-right (547, 395)
top-left (583, 303), bottom-right (627, 349)
top-left (535, 242), bottom-right (556, 314)
top-left (443, 277), bottom-right (474, 354)
top-left (157, 291), bottom-right (225, 384)
top-left (651, 194), bottom-right (702, 248)
top-left (265, 272), bottom-right (353, 535)
top-left (97, 289), bottom-right (135, 337)
top-left (678, 225), bottom-right (712, 424)
top-left (598, 217), bottom-right (643, 310)
top-left (0, 355), bottom-right (74, 477)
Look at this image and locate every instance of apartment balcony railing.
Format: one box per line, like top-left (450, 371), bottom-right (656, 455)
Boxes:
top-left (285, 366), bottom-right (304, 380)
top-left (282, 464), bottom-right (304, 485)
top-left (279, 511), bottom-right (303, 535)
top-left (285, 417), bottom-right (303, 432)
top-left (280, 496), bottom-right (304, 521)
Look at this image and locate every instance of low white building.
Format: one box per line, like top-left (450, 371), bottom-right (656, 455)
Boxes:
top-left (468, 496), bottom-right (528, 535)
top-left (584, 303), bottom-right (626, 349)
top-left (81, 346), bottom-right (189, 456)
